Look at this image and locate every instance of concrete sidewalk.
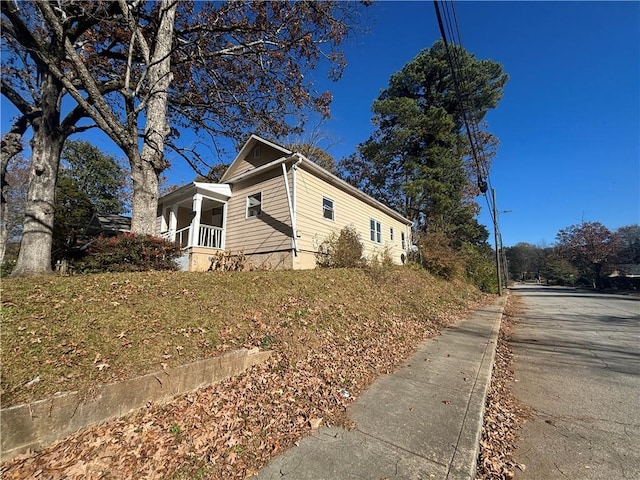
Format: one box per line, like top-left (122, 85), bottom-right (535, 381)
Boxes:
top-left (255, 296), bottom-right (506, 480)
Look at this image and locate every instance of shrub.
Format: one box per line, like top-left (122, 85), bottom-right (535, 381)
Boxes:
top-left (366, 246), bottom-right (395, 282)
top-left (316, 225), bottom-right (364, 268)
top-left (0, 259), bottom-right (16, 277)
top-left (416, 232), bottom-right (464, 280)
top-left (460, 243), bottom-right (498, 293)
top-left (74, 233), bottom-right (182, 273)
top-left (208, 250), bottom-right (246, 271)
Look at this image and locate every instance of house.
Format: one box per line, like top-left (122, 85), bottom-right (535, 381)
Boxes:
top-left (85, 214), bottom-right (132, 237)
top-left (156, 134), bottom-right (413, 271)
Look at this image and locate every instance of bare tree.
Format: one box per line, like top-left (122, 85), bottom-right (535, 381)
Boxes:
top-left (1, 0), bottom-right (99, 275)
top-left (2, 0), bottom-right (366, 276)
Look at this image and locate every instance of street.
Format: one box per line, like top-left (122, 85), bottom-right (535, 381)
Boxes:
top-left (510, 285), bottom-right (640, 480)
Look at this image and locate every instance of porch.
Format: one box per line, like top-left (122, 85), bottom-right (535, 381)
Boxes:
top-left (157, 183), bottom-right (232, 269)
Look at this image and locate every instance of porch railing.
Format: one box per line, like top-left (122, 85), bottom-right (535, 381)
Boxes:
top-left (160, 224), bottom-right (223, 249)
top-left (198, 224), bottom-right (223, 249)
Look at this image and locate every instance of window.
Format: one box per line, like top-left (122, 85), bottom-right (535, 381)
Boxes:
top-left (370, 219), bottom-right (381, 243)
top-left (246, 192), bottom-right (262, 217)
top-left (390, 227), bottom-right (394, 241)
top-left (322, 197), bottom-right (334, 221)
top-left (401, 232), bottom-right (406, 250)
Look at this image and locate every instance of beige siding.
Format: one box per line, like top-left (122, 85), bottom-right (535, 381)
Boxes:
top-left (224, 145), bottom-right (289, 179)
top-left (295, 168), bottom-right (411, 265)
top-left (225, 168), bottom-right (294, 260)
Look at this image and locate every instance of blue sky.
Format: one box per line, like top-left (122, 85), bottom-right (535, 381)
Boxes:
top-left (2, 1), bottom-right (638, 247)
top-left (300, 0), bottom-right (639, 247)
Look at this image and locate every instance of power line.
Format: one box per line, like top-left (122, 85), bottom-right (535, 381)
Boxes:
top-left (433, 0), bottom-right (506, 291)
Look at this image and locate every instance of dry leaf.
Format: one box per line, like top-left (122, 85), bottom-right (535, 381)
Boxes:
top-left (308, 417), bottom-right (322, 429)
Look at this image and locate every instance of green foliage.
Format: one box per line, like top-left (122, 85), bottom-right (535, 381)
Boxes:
top-left (460, 243), bottom-right (498, 293)
top-left (341, 39), bottom-right (507, 246)
top-left (60, 140), bottom-right (128, 215)
top-left (544, 256), bottom-right (578, 286)
top-left (504, 242), bottom-right (546, 282)
top-left (53, 176), bottom-right (95, 260)
top-left (414, 232), bottom-right (497, 292)
top-left (615, 224), bottom-right (640, 264)
top-left (75, 233), bottom-right (181, 273)
top-left (53, 141), bottom-right (130, 263)
top-left (316, 225), bottom-right (364, 268)
top-left (1, 259), bottom-right (17, 277)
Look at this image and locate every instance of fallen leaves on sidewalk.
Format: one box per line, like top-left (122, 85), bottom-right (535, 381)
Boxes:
top-left (476, 294), bottom-right (532, 480)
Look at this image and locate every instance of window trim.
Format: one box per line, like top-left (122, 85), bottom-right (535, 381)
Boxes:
top-left (370, 218), bottom-right (382, 243)
top-left (322, 196), bottom-right (335, 221)
top-left (246, 191), bottom-right (263, 218)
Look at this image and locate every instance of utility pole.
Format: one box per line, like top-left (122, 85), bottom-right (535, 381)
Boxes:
top-left (492, 188), bottom-right (502, 296)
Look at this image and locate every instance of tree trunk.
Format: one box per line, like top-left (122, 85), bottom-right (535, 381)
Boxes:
top-left (130, 155), bottom-right (160, 234)
top-left (1, 127), bottom-right (26, 264)
top-left (129, 0), bottom-right (176, 235)
top-left (11, 73), bottom-right (63, 277)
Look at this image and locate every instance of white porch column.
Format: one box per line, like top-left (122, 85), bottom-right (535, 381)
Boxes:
top-left (221, 202), bottom-right (227, 249)
top-left (169, 204), bottom-right (178, 242)
top-left (188, 193), bottom-right (203, 247)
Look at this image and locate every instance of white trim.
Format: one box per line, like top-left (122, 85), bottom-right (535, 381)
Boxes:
top-left (221, 134), bottom-right (293, 182)
top-left (322, 196), bottom-right (335, 221)
top-left (188, 194), bottom-right (203, 247)
top-left (282, 163), bottom-right (299, 254)
top-left (370, 218), bottom-right (382, 244)
top-left (246, 191), bottom-right (263, 219)
top-left (225, 155), bottom-right (297, 184)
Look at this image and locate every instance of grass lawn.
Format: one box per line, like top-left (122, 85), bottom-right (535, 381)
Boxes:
top-left (1, 266), bottom-right (489, 478)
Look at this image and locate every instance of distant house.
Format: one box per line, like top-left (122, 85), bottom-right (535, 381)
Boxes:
top-left (156, 134), bottom-right (412, 271)
top-left (85, 214), bottom-right (131, 237)
top-left (609, 264), bottom-right (640, 279)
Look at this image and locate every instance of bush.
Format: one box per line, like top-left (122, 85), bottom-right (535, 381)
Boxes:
top-left (316, 225), bottom-right (364, 268)
top-left (208, 250), bottom-right (246, 271)
top-left (0, 259), bottom-right (16, 277)
top-left (414, 233), bottom-right (498, 293)
top-left (460, 243), bottom-right (498, 294)
top-left (74, 233), bottom-right (182, 273)
top-left (366, 246), bottom-right (395, 282)
top-left (416, 232), bottom-right (464, 280)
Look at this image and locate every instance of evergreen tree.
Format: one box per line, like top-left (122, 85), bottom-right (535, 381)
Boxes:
top-left (342, 40), bottom-right (507, 245)
top-left (60, 140), bottom-right (127, 215)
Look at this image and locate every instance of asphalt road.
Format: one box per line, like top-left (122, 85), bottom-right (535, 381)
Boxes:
top-left (510, 285), bottom-right (640, 480)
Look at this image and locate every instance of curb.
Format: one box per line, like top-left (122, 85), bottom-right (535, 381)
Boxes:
top-left (449, 293), bottom-right (508, 479)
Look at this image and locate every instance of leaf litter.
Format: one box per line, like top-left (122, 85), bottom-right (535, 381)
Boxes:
top-left (476, 294), bottom-right (532, 480)
top-left (1, 268), bottom-right (489, 479)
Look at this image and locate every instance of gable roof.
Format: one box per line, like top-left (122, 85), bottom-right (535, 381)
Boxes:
top-left (160, 182), bottom-right (232, 204)
top-left (222, 134), bottom-right (412, 226)
top-left (220, 134), bottom-right (293, 182)
top-left (85, 214), bottom-right (131, 236)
